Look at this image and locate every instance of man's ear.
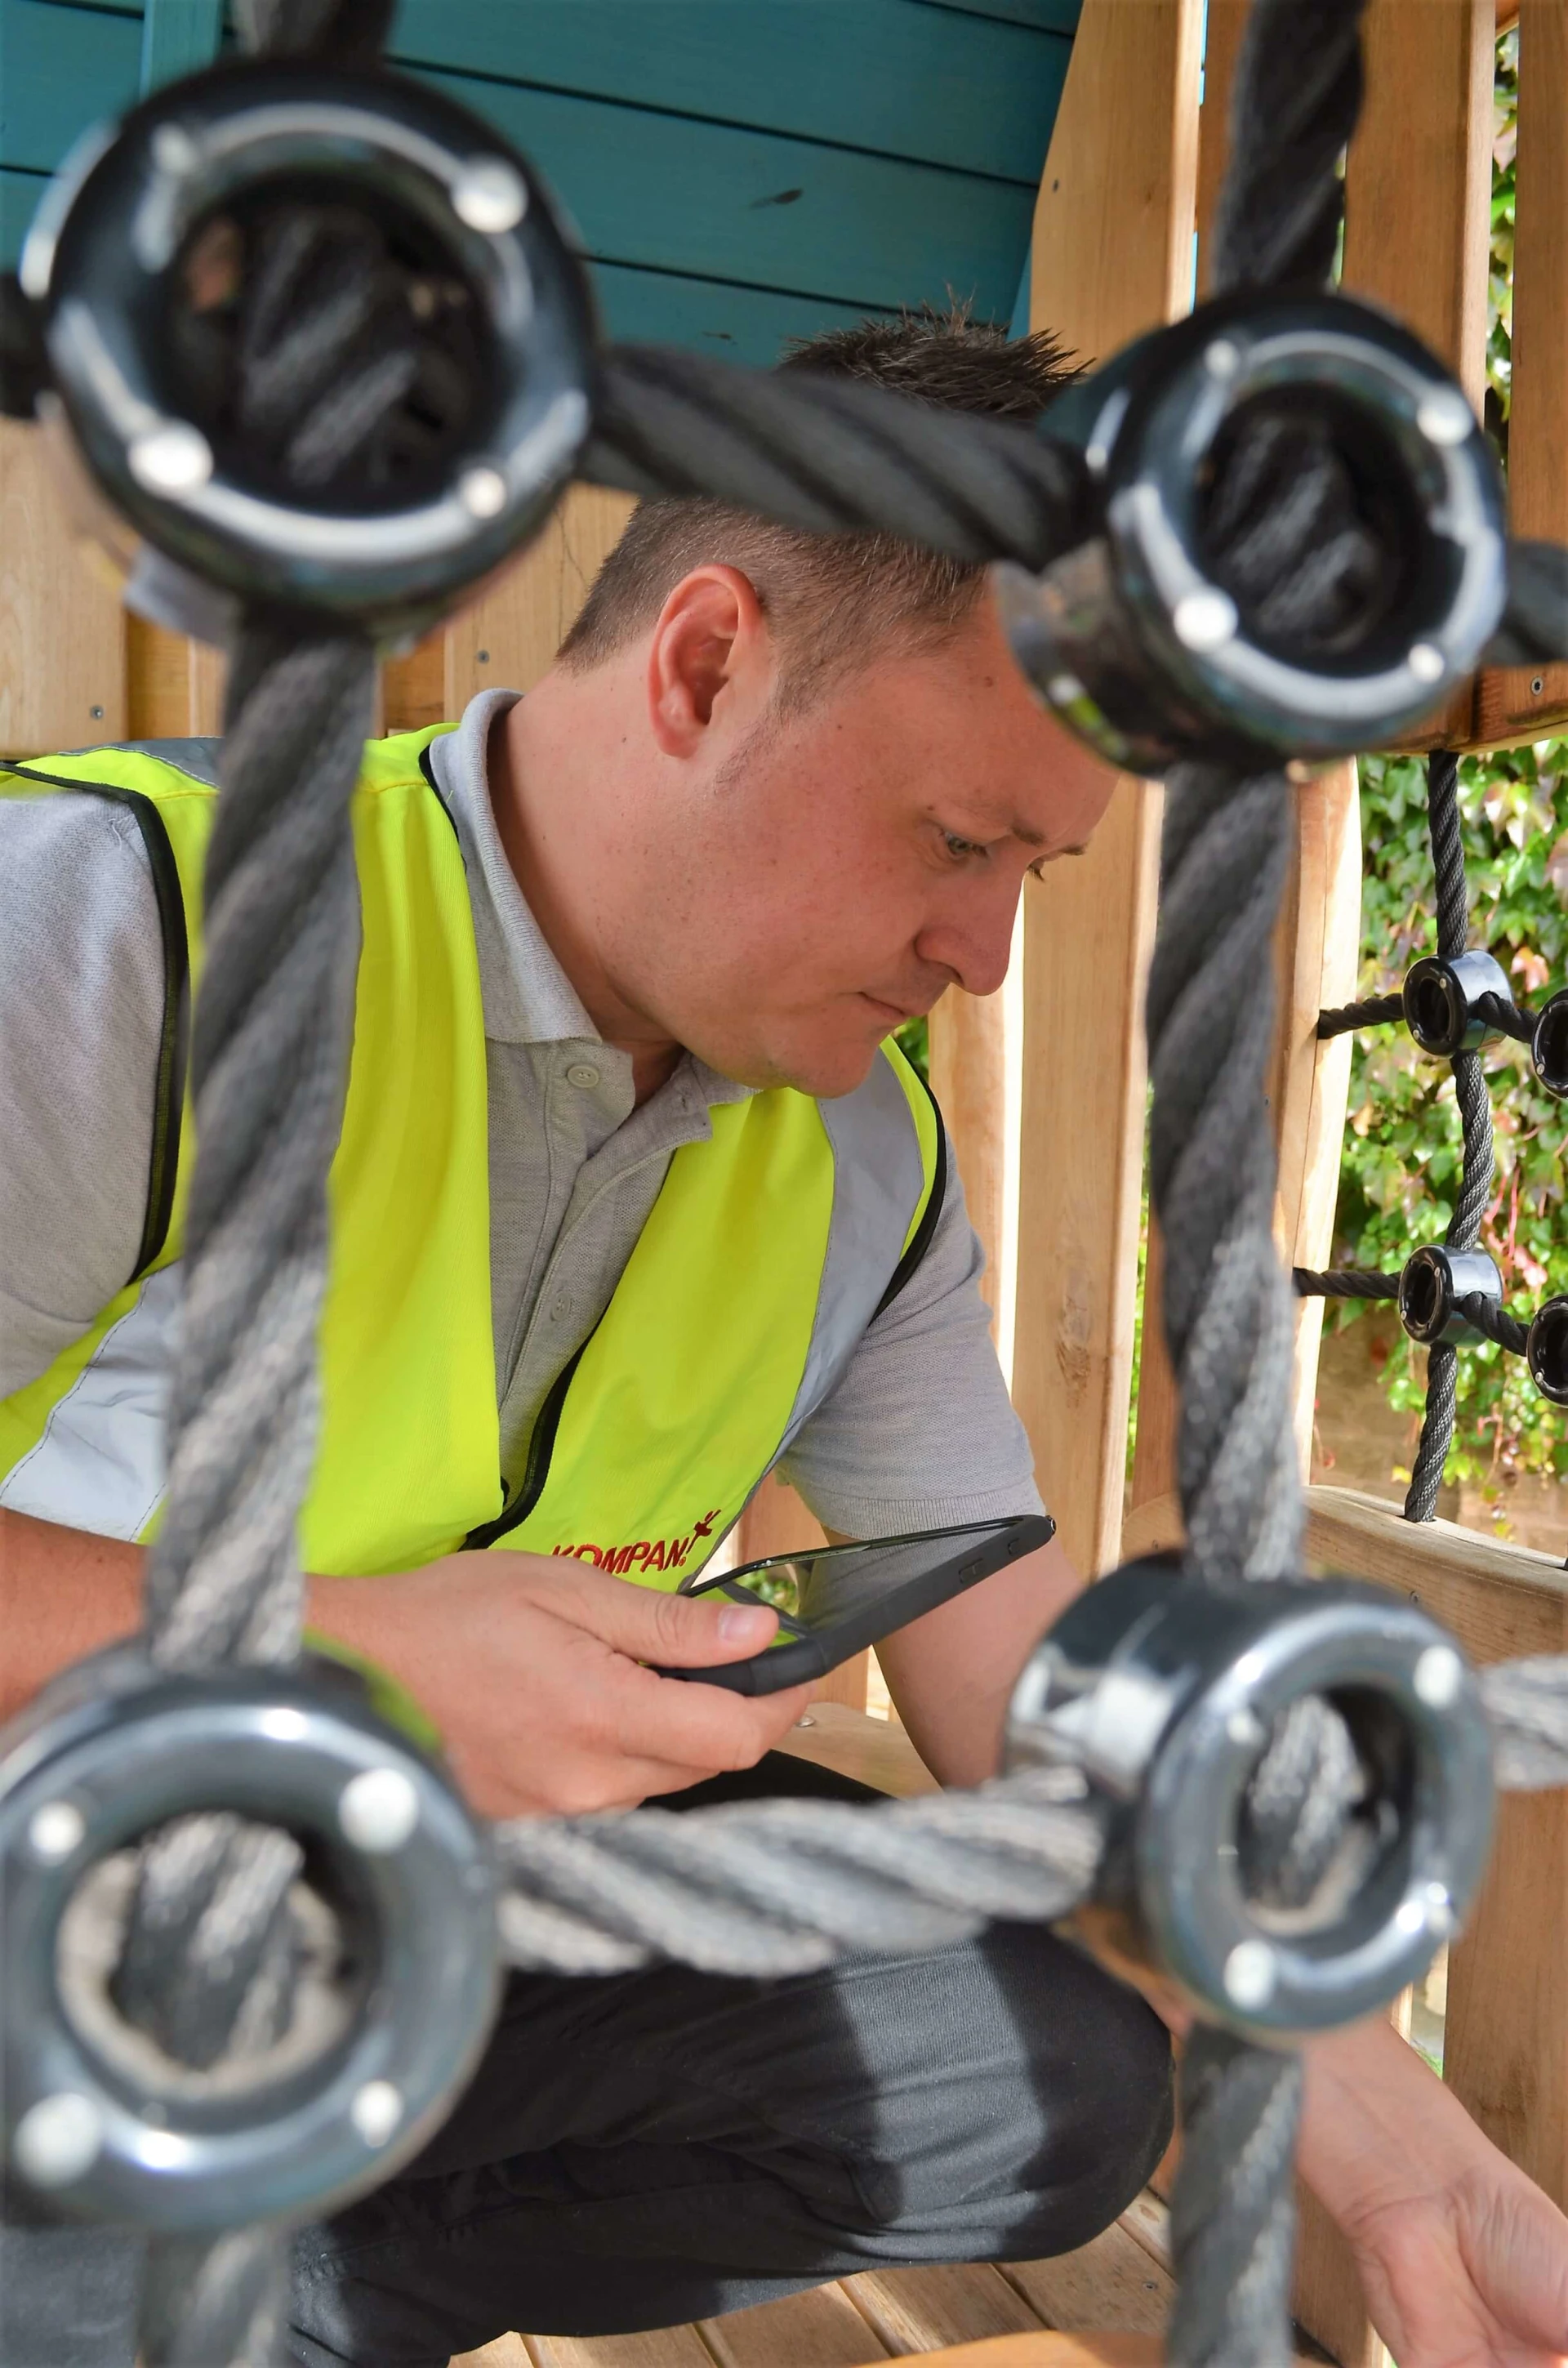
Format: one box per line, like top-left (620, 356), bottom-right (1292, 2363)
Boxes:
top-left (646, 565), bottom-right (768, 756)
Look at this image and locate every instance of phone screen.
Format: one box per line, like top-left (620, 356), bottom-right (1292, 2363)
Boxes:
top-left (688, 1521), bottom-right (1031, 1641)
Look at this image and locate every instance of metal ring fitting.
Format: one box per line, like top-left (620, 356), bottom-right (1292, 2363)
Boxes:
top-left (1402, 949), bottom-right (1514, 1056)
top-left (1398, 1243), bottom-right (1503, 1347)
top-left (1005, 1558), bottom-right (1493, 2039)
top-left (1526, 1296), bottom-right (1568, 1405)
top-left (1530, 988), bottom-right (1568, 1100)
top-left (995, 290), bottom-right (1507, 778)
top-left (1, 1646), bottom-right (499, 2230)
top-left (19, 60), bottom-right (596, 641)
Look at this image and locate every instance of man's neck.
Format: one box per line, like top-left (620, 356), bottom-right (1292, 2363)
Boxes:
top-left (486, 687), bottom-right (683, 1108)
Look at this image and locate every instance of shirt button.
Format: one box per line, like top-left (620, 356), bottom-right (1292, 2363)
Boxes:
top-left (565, 1062), bottom-right (600, 1090)
top-left (550, 1298), bottom-right (569, 1323)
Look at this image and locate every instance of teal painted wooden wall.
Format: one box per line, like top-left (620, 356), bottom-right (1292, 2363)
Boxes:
top-left (0, 0), bottom-right (1076, 364)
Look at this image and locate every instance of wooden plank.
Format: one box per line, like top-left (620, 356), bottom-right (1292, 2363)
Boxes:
top-left (775, 1701), bottom-right (938, 1798)
top-left (1114, 2191), bottom-right (1169, 2275)
top-left (1194, 0), bottom-right (1251, 300)
top-left (1013, 0), bottom-right (1200, 1580)
top-left (0, 418), bottom-right (125, 755)
top-left (383, 629), bottom-right (449, 735)
top-left (1474, 0), bottom-right (1568, 747)
top-left (390, 2), bottom-right (1071, 188)
top-left (844, 2263), bottom-right (1043, 2354)
top-left (929, 908), bottom-right (1024, 1369)
top-left (580, 267), bottom-right (899, 373)
top-left (1303, 1483), bottom-right (1568, 2217)
top-left (138, 0), bottom-right (224, 94)
top-left (698, 2285), bottom-right (888, 2367)
top-left (0, 0), bottom-right (143, 175)
top-left (524, 2331), bottom-right (715, 2368)
top-left (844, 2343), bottom-right (1158, 2368)
top-left (1340, 0), bottom-right (1494, 752)
top-left (125, 616), bottom-right (226, 740)
top-left (452, 2340), bottom-right (533, 2367)
top-left (1004, 2223), bottom-right (1172, 2337)
top-left (444, 487), bottom-right (635, 712)
top-left (417, 69), bottom-right (1036, 325)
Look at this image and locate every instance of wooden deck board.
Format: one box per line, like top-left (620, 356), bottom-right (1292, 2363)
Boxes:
top-left (698, 2283), bottom-right (890, 2366)
top-left (1004, 2225), bottom-right (1172, 2339)
top-left (844, 2263), bottom-right (1045, 2355)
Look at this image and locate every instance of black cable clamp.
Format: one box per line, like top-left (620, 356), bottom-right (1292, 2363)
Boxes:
top-left (994, 291), bottom-right (1508, 776)
top-left (1402, 950), bottom-right (1514, 1057)
top-left (0, 1647), bottom-right (499, 2229)
top-left (1005, 1559), bottom-right (1493, 2039)
top-left (1526, 1295), bottom-right (1568, 1405)
top-left (1531, 988), bottom-right (1568, 1101)
top-left (16, 58), bottom-right (597, 643)
top-left (1398, 1243), bottom-right (1504, 1348)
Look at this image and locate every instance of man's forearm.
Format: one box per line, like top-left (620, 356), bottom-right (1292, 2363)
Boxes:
top-left (870, 1533), bottom-right (1085, 1786)
top-left (1298, 2010), bottom-right (1480, 2235)
top-left (0, 1507), bottom-right (145, 1719)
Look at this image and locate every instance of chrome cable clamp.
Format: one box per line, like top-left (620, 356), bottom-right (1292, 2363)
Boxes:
top-left (1398, 1243), bottom-right (1505, 1349)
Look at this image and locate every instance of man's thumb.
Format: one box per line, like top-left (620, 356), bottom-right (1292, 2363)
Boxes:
top-left (570, 1567), bottom-right (779, 1666)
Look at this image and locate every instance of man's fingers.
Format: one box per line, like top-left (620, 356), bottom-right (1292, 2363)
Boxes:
top-left (539, 1559), bottom-right (782, 1667)
top-left (608, 1666), bottom-right (815, 1774)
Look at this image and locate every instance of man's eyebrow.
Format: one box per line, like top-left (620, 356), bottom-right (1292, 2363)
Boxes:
top-left (1011, 818), bottom-right (1048, 849)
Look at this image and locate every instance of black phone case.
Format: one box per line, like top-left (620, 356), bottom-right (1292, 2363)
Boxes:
top-left (654, 1512), bottom-right (1056, 1695)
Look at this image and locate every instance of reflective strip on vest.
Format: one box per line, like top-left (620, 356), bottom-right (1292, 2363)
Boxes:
top-left (1, 735), bottom-right (942, 1582)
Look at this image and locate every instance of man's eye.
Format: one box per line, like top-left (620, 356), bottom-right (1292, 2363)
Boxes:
top-left (942, 831), bottom-right (987, 863)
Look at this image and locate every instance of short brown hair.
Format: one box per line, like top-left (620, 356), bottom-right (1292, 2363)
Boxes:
top-left (557, 304), bottom-right (1079, 698)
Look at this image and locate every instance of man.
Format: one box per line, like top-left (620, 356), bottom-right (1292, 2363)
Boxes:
top-left (2, 314), bottom-right (1565, 2368)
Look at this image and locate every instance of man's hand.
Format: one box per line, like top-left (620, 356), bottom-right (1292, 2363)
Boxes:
top-left (1300, 2013), bottom-right (1568, 2368)
top-left (310, 1552), bottom-right (813, 1819)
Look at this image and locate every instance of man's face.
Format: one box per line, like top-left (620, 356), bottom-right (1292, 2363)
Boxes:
top-left (554, 582), bottom-right (1116, 1099)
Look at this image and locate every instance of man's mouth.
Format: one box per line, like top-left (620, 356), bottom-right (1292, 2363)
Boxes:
top-left (858, 992), bottom-right (916, 1026)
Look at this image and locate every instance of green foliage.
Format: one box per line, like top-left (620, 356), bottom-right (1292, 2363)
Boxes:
top-left (894, 1014), bottom-right (929, 1084)
top-left (1488, 24), bottom-right (1517, 440)
top-left (1335, 744), bottom-right (1568, 1497)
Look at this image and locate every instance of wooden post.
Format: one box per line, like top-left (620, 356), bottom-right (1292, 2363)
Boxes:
top-left (1475, 0), bottom-right (1568, 744)
top-left (443, 488), bottom-right (635, 707)
top-left (0, 422), bottom-right (126, 756)
top-left (1011, 0), bottom-right (1202, 1582)
top-left (929, 903), bottom-right (1024, 1373)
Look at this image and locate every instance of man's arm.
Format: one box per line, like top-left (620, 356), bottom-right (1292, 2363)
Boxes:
top-left (0, 1506), bottom-right (811, 1816)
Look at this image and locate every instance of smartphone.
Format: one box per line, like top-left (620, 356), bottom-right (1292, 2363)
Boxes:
top-left (656, 1512), bottom-right (1056, 1696)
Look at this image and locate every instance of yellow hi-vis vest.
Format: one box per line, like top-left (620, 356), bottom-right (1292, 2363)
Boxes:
top-left (0, 731), bottom-right (944, 1585)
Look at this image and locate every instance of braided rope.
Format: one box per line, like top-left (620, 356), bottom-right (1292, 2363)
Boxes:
top-left (1293, 1267), bottom-right (1401, 1300)
top-left (1316, 992), bottom-right (1404, 1037)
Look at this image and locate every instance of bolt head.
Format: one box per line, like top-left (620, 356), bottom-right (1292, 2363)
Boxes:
top-left (1223, 1938), bottom-right (1278, 2011)
top-left (350, 2080), bottom-right (403, 2147)
top-left (452, 158), bottom-right (528, 234)
top-left (27, 1799), bottom-right (86, 1863)
top-left (151, 123), bottom-right (199, 178)
top-left (458, 465), bottom-right (510, 520)
top-left (1227, 1708), bottom-right (1267, 1751)
top-left (1204, 337), bottom-right (1243, 381)
top-left (12, 2093), bottom-right (102, 2189)
top-left (339, 1766), bottom-right (421, 1855)
top-left (1415, 387), bottom-right (1474, 448)
top-left (1408, 641), bottom-right (1446, 685)
top-left (1413, 1644), bottom-right (1463, 1708)
top-left (129, 421), bottom-right (212, 497)
top-left (1173, 587), bottom-right (1238, 654)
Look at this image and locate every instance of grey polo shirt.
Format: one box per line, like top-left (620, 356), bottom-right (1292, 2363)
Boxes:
top-left (0, 693), bottom-right (1042, 1541)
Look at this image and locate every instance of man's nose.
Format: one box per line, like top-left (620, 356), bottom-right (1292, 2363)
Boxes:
top-left (915, 894), bottom-right (1018, 1001)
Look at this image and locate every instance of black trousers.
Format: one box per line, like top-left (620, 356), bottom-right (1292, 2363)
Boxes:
top-left (1, 1757), bottom-right (1173, 2368)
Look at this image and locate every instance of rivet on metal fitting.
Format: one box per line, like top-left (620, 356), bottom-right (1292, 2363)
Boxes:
top-left (452, 158), bottom-right (528, 234)
top-left (338, 1766), bottom-right (421, 1855)
top-left (1227, 1708), bottom-right (1267, 1750)
top-left (1408, 641), bottom-right (1446, 684)
top-left (458, 464), bottom-right (510, 520)
top-left (350, 2080), bottom-right (403, 2148)
top-left (1416, 388), bottom-right (1474, 448)
top-left (1203, 337), bottom-right (1242, 381)
top-left (1424, 1880), bottom-right (1455, 1938)
top-left (1223, 1939), bottom-right (1278, 2011)
top-left (128, 421), bottom-right (212, 495)
top-left (151, 123), bottom-right (199, 178)
top-left (26, 1799), bottom-right (85, 1863)
top-left (1173, 587), bottom-right (1238, 653)
top-left (12, 2093), bottom-right (104, 2189)
top-left (1413, 1644), bottom-right (1463, 1708)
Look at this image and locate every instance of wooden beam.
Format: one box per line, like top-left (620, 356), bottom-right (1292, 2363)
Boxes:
top-left (0, 422), bottom-right (126, 757)
top-left (1342, 0), bottom-right (1496, 752)
top-left (1304, 1484), bottom-right (1568, 2216)
top-left (443, 488), bottom-right (635, 708)
top-left (1013, 0), bottom-right (1201, 1582)
top-left (1475, 0), bottom-right (1568, 747)
top-left (929, 902), bottom-right (1024, 1375)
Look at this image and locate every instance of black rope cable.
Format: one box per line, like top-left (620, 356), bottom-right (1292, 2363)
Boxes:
top-left (1293, 1267), bottom-right (1401, 1299)
top-left (1316, 992), bottom-right (1405, 1037)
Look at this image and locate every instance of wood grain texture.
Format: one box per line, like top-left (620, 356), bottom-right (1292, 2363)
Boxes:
top-left (929, 963), bottom-right (1015, 1358)
top-left (1304, 1483), bottom-right (1568, 2217)
top-left (0, 420), bottom-right (125, 756)
top-left (775, 1701), bottom-right (938, 1798)
top-left (524, 2331), bottom-right (714, 2368)
top-left (844, 2262), bottom-right (1043, 2353)
top-left (1003, 2224), bottom-right (1171, 2337)
top-left (1340, 0), bottom-right (1495, 751)
top-left (444, 488), bottom-right (635, 711)
top-left (1475, 0), bottom-right (1568, 746)
top-left (698, 2285), bottom-right (888, 2367)
top-left (1015, 0), bottom-right (1200, 1578)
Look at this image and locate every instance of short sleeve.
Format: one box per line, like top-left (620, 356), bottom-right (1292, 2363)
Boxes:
top-left (0, 793), bottom-right (164, 1397)
top-left (777, 1157), bottom-right (1046, 1537)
